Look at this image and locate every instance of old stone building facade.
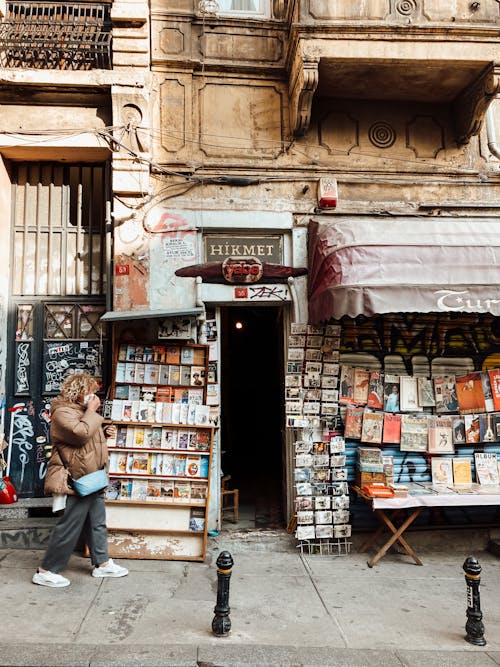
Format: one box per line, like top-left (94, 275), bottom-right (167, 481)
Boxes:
top-left (0, 0), bottom-right (499, 530)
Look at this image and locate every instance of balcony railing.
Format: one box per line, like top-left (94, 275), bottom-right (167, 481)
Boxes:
top-left (0, 1), bottom-right (111, 70)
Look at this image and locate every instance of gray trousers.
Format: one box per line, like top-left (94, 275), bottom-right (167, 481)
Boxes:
top-left (42, 492), bottom-right (108, 573)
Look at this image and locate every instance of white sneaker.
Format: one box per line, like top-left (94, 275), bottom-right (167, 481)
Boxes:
top-left (32, 570), bottom-right (70, 588)
top-left (92, 558), bottom-right (128, 578)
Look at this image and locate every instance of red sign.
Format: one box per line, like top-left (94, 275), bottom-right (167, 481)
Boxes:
top-left (222, 257), bottom-right (263, 284)
top-left (115, 264), bottom-right (130, 275)
top-left (235, 287), bottom-right (248, 299)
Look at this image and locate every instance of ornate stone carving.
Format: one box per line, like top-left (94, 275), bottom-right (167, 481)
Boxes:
top-left (368, 121), bottom-right (397, 149)
top-left (406, 115), bottom-right (445, 158)
top-left (453, 63), bottom-right (500, 146)
top-left (389, 0), bottom-right (422, 21)
top-left (121, 103), bottom-right (149, 153)
top-left (395, 0), bottom-right (418, 15)
top-left (159, 28), bottom-right (184, 56)
top-left (319, 111), bottom-right (359, 154)
top-left (289, 54), bottom-right (319, 136)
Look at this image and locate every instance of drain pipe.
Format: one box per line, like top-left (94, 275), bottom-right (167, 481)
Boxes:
top-left (196, 276), bottom-right (207, 344)
top-left (287, 276), bottom-right (301, 323)
top-left (486, 106), bottom-right (500, 161)
top-left (105, 200), bottom-right (113, 313)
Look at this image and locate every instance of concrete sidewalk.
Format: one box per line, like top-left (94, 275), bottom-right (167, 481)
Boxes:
top-left (0, 528), bottom-right (499, 667)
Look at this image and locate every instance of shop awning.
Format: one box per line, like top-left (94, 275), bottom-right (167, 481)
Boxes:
top-left (100, 307), bottom-right (203, 322)
top-left (308, 217), bottom-right (500, 322)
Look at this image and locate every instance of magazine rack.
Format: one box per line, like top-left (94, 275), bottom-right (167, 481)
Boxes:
top-left (104, 336), bottom-right (213, 561)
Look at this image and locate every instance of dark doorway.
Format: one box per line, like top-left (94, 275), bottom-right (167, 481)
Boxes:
top-left (220, 306), bottom-right (284, 528)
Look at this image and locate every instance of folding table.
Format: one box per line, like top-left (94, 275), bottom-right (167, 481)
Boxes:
top-left (352, 485), bottom-right (500, 568)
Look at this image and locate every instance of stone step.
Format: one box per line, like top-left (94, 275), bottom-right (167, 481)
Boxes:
top-left (0, 517), bottom-right (57, 550)
top-left (0, 497), bottom-right (52, 521)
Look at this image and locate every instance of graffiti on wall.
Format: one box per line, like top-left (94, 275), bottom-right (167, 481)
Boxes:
top-left (10, 402), bottom-right (34, 490)
top-left (15, 341), bottom-right (31, 394)
top-left (340, 312), bottom-right (500, 372)
top-left (42, 341), bottom-right (102, 394)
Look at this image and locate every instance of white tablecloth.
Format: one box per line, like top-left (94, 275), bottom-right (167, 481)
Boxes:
top-left (373, 492), bottom-right (500, 510)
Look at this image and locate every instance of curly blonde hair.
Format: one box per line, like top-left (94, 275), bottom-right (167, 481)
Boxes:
top-left (59, 372), bottom-right (98, 404)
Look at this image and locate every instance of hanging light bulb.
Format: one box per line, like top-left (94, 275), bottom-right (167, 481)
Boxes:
top-left (235, 321), bottom-right (243, 331)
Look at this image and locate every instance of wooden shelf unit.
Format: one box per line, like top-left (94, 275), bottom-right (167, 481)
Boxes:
top-left (105, 336), bottom-right (213, 561)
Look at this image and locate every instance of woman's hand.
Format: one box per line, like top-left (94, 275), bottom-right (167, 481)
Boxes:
top-left (87, 394), bottom-right (101, 412)
top-left (104, 424), bottom-right (117, 438)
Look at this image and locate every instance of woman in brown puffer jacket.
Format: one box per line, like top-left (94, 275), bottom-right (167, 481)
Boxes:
top-left (32, 372), bottom-right (129, 588)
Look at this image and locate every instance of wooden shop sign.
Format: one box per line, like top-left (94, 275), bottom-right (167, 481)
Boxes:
top-left (222, 257), bottom-right (263, 283)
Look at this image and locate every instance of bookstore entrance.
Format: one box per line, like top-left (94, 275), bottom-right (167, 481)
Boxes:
top-left (220, 305), bottom-right (285, 528)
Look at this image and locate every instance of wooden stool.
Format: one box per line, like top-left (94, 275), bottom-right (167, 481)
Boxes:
top-left (221, 475), bottom-right (239, 523)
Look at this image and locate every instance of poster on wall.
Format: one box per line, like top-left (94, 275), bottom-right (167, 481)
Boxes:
top-left (158, 317), bottom-right (195, 340)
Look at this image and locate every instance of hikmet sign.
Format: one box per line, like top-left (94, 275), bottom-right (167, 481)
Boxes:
top-left (204, 235), bottom-right (282, 264)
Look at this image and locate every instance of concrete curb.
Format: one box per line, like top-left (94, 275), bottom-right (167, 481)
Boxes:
top-left (0, 644), bottom-right (499, 667)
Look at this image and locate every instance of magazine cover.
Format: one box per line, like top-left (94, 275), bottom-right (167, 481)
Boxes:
top-left (434, 376), bottom-right (459, 413)
top-left (417, 377), bottom-right (436, 407)
top-left (480, 371), bottom-right (494, 412)
top-left (452, 457), bottom-right (472, 485)
top-left (428, 416), bottom-right (454, 454)
top-left (131, 479), bottom-right (148, 501)
top-left (339, 366), bottom-right (355, 404)
top-left (464, 414), bottom-right (480, 444)
top-left (456, 372), bottom-right (486, 414)
top-left (367, 370), bottom-right (384, 409)
top-left (382, 413), bottom-right (402, 444)
top-left (400, 414), bottom-right (429, 452)
top-left (343, 405), bottom-right (364, 439)
top-left (383, 374), bottom-right (400, 413)
top-left (360, 411), bottom-right (383, 444)
top-left (400, 376), bottom-right (420, 412)
top-left (488, 369), bottom-right (500, 411)
top-left (451, 415), bottom-right (466, 445)
top-left (352, 368), bottom-right (370, 405)
top-left (479, 413), bottom-right (497, 443)
top-left (431, 457), bottom-right (454, 485)
top-left (474, 452), bottom-right (500, 485)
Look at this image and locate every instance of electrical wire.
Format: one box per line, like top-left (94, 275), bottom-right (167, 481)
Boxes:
top-left (0, 121), bottom-right (490, 173)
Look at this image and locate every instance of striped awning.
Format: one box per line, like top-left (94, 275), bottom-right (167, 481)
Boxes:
top-left (308, 217), bottom-right (500, 322)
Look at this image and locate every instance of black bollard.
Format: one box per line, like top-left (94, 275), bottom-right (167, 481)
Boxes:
top-left (212, 550), bottom-right (234, 637)
top-left (463, 556), bottom-right (486, 646)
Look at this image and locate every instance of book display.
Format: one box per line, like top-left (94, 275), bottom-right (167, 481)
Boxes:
top-left (287, 323), bottom-right (351, 556)
top-left (336, 362), bottom-right (500, 496)
top-left (105, 339), bottom-right (214, 561)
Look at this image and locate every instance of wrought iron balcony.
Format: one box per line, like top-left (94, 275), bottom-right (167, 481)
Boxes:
top-left (0, 1), bottom-right (111, 70)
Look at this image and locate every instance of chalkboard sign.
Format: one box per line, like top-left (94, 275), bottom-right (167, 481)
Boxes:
top-left (42, 341), bottom-right (102, 394)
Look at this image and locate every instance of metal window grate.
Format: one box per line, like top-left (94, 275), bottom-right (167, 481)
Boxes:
top-left (0, 1), bottom-right (111, 70)
top-left (11, 163), bottom-right (108, 297)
